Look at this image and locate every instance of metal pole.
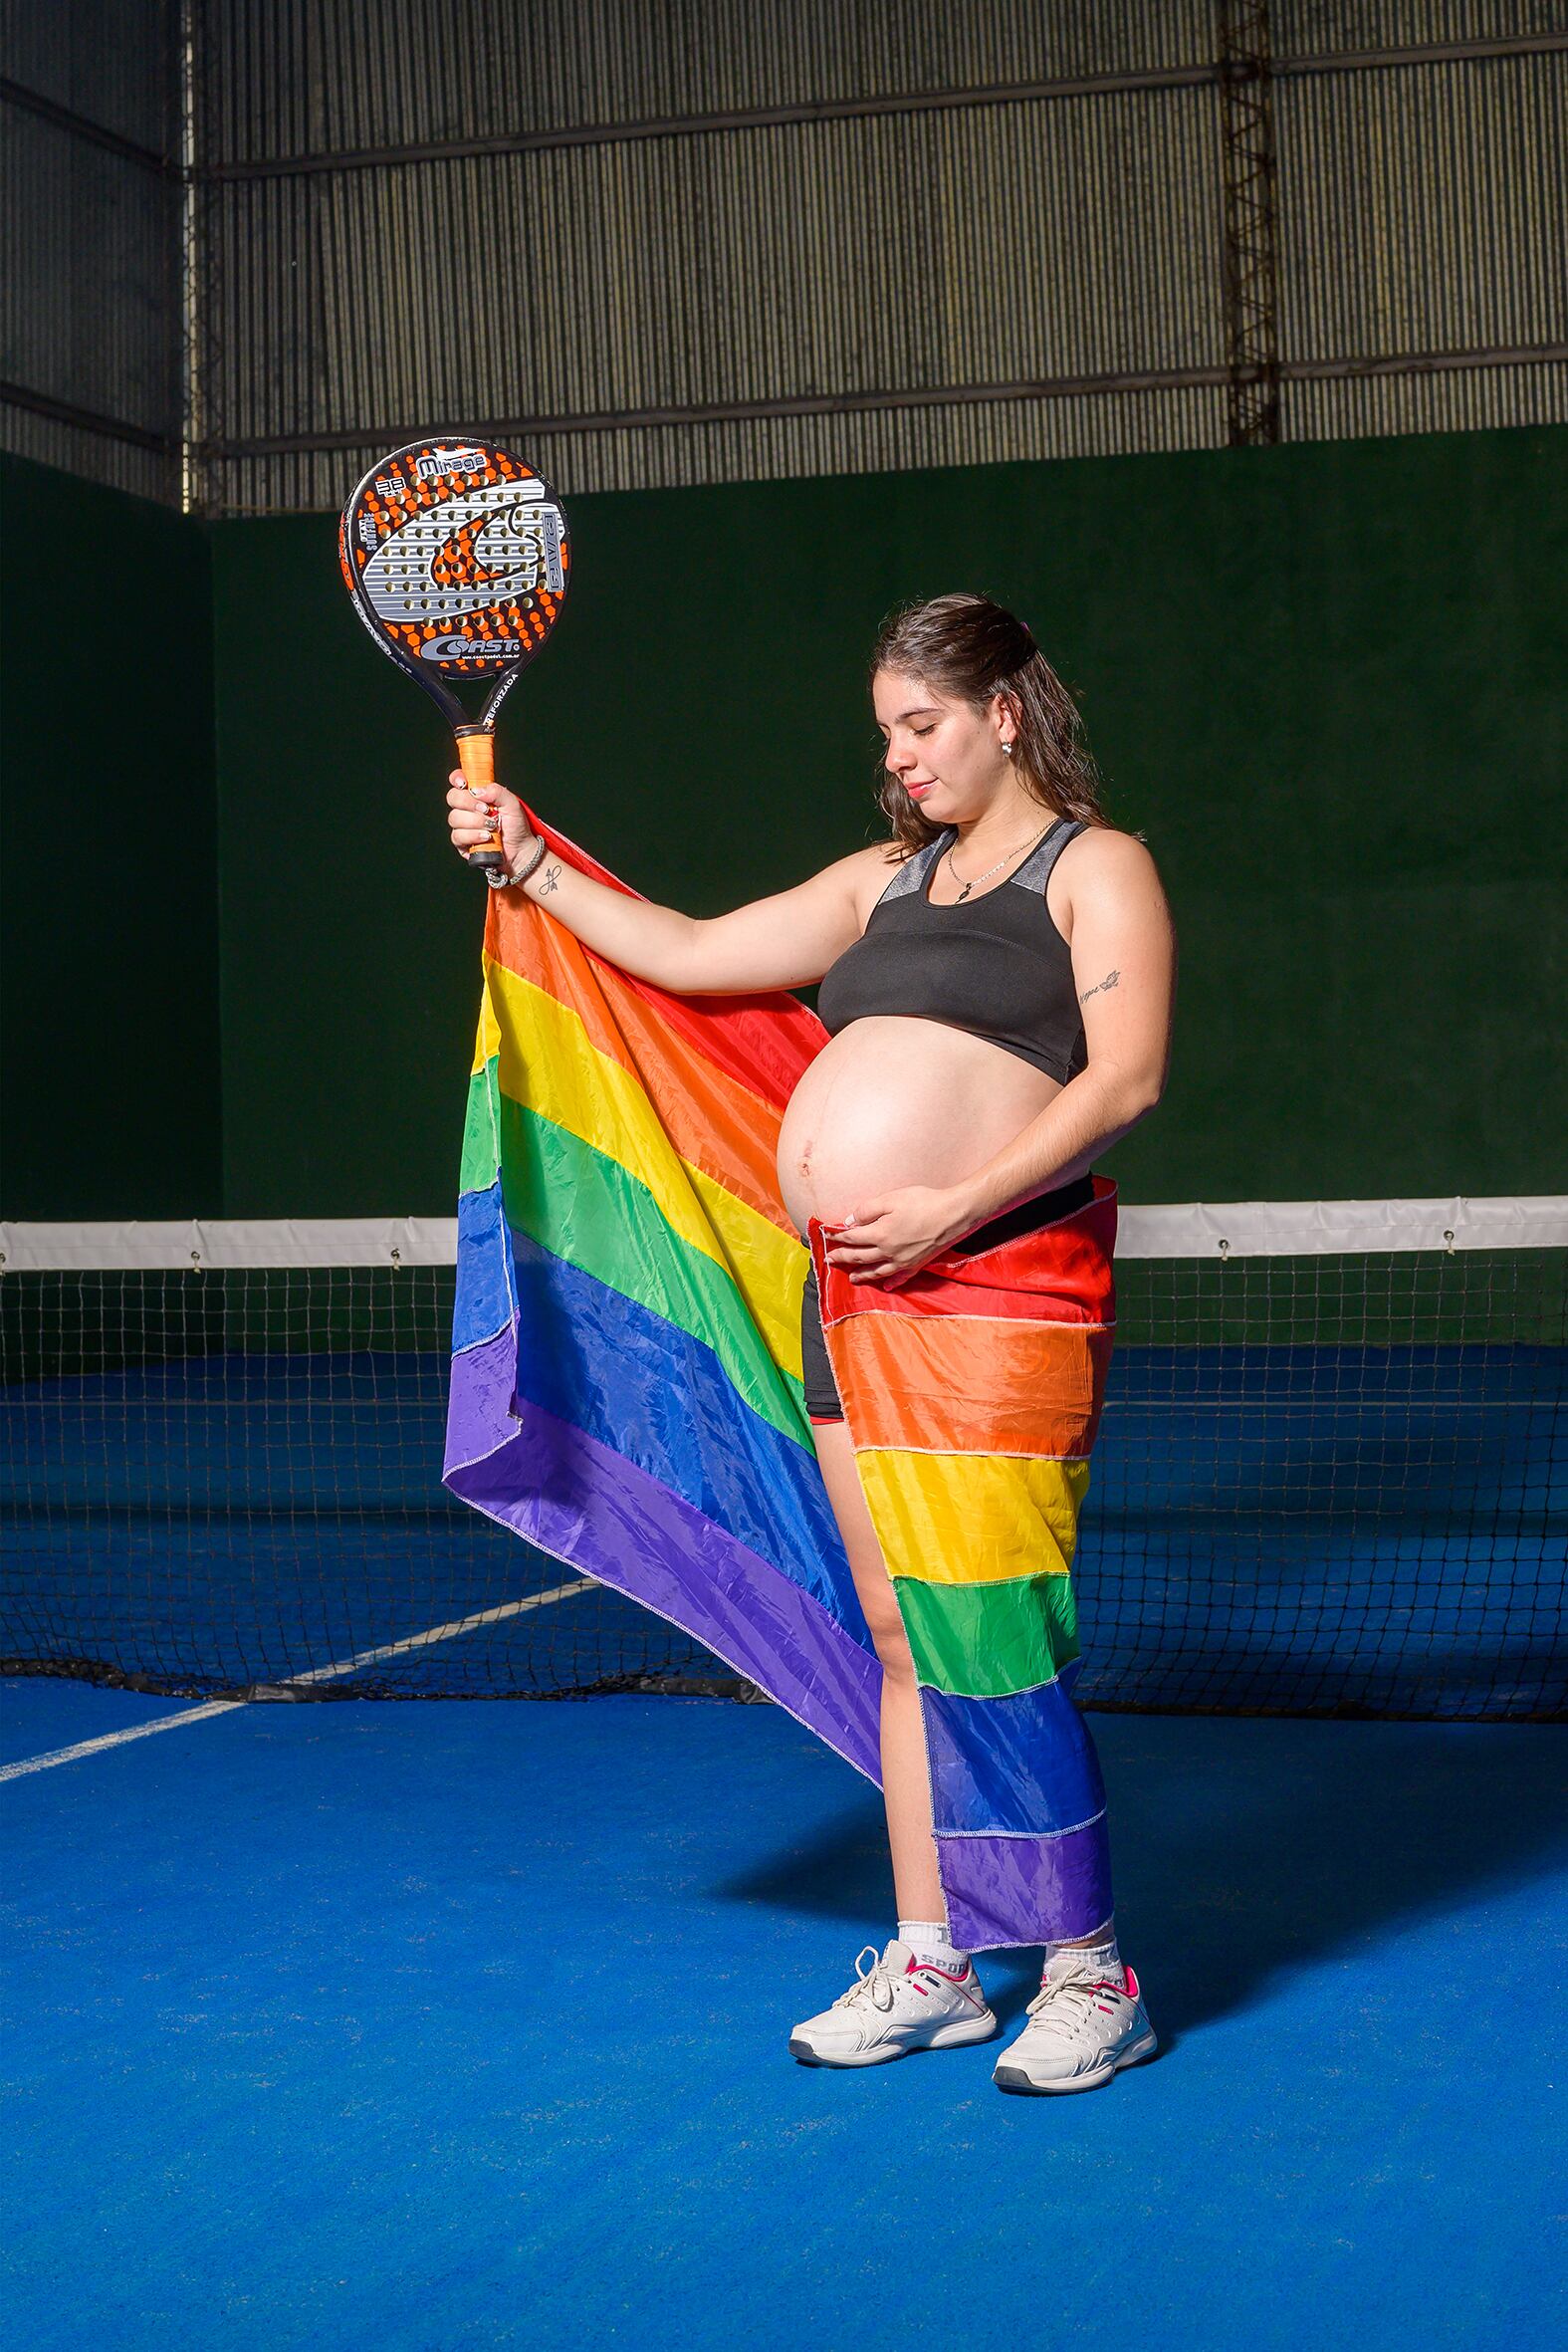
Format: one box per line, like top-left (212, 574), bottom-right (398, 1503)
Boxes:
top-left (1219, 0), bottom-right (1282, 447)
top-left (177, 0), bottom-right (206, 513)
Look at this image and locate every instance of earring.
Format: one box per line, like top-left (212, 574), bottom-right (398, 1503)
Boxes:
top-left (1001, 741), bottom-right (1013, 757)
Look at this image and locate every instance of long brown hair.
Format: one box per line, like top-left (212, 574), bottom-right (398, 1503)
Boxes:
top-left (869, 593), bottom-right (1108, 853)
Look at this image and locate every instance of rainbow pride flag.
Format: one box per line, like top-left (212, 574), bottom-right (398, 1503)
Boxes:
top-left (443, 815), bottom-right (1116, 1949)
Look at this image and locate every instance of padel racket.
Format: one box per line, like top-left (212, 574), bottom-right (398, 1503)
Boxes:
top-left (338, 439), bottom-right (570, 875)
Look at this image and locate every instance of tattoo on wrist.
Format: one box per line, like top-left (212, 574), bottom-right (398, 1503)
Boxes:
top-left (537, 862), bottom-right (561, 898)
top-left (1080, 968), bottom-right (1121, 1003)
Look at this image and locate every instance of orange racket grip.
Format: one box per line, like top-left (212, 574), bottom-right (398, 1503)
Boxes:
top-left (454, 727), bottom-right (505, 875)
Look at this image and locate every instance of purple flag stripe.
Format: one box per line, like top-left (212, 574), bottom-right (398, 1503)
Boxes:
top-left (938, 1820), bottom-right (1115, 1952)
top-left (445, 1331), bottom-right (883, 1785)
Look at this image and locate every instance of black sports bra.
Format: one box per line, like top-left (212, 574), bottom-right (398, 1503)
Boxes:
top-left (814, 819), bottom-right (1088, 1083)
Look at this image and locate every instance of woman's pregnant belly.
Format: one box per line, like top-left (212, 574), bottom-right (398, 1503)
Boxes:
top-left (776, 1015), bottom-right (1063, 1237)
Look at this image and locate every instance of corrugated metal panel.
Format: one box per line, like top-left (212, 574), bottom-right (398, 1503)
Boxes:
top-left (0, 0), bottom-right (176, 153)
top-left (0, 0), bottom-right (181, 501)
top-left (0, 101), bottom-right (181, 503)
top-left (194, 0), bottom-right (1567, 513)
top-left (213, 384), bottom-right (1232, 516)
top-left (1274, 1), bottom-right (1568, 58)
top-left (200, 0), bottom-right (1219, 162)
top-left (6, 2), bottom-right (1565, 509)
top-left (1273, 42), bottom-right (1566, 443)
top-left (0, 111), bottom-right (179, 430)
top-left (0, 404), bottom-right (175, 504)
top-left (1284, 358), bottom-right (1568, 440)
top-left (200, 75), bottom-right (1229, 508)
top-left (1277, 54), bottom-right (1565, 360)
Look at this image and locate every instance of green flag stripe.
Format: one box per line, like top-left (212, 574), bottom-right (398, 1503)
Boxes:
top-left (895, 1571), bottom-right (1081, 1699)
top-left (465, 1074), bottom-right (810, 1451)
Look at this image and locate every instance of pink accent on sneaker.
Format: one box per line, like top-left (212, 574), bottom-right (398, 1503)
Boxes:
top-left (1123, 1966), bottom-right (1140, 1999)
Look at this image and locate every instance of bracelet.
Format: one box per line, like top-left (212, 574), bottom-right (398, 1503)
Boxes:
top-left (484, 833), bottom-right (551, 891)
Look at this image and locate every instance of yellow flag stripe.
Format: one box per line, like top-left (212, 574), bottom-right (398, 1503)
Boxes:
top-left (474, 964), bottom-right (804, 1377)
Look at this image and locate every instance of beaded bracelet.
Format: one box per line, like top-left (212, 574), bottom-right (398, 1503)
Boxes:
top-left (483, 833), bottom-right (551, 891)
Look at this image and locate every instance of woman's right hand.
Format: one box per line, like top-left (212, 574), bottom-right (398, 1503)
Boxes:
top-left (445, 769), bottom-right (538, 877)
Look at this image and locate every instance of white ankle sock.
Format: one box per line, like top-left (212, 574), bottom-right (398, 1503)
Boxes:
top-left (898, 1919), bottom-right (971, 1975)
top-left (1044, 1933), bottom-right (1124, 1986)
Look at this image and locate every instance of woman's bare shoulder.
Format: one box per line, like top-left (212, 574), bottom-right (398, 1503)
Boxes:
top-left (848, 837), bottom-right (913, 916)
top-left (1048, 824), bottom-right (1168, 941)
top-left (1056, 823), bottom-right (1162, 887)
top-left (795, 836), bottom-right (909, 918)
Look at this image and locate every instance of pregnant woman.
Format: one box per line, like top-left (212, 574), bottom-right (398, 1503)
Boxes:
top-left (446, 593), bottom-right (1176, 2093)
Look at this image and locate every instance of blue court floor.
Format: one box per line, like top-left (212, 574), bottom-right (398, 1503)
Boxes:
top-left (3, 1679), bottom-right (1565, 2352)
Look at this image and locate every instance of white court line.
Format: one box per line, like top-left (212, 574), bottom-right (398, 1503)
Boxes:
top-left (0, 1699), bottom-right (245, 1780)
top-left (0, 1579), bottom-right (599, 1782)
top-left (279, 1580), bottom-right (597, 1684)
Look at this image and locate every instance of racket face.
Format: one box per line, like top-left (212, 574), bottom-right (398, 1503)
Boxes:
top-left (338, 440), bottom-right (570, 685)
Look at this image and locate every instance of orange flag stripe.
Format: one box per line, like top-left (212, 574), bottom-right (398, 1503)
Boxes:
top-left (487, 821), bottom-right (826, 1115)
top-left (832, 1309), bottom-right (1114, 1461)
top-left (483, 921), bottom-right (795, 1237)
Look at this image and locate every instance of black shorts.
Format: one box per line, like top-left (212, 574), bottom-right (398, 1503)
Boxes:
top-left (798, 1174), bottom-right (1096, 1425)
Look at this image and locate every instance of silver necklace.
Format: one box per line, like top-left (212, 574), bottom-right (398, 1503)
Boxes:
top-left (945, 825), bottom-right (1050, 904)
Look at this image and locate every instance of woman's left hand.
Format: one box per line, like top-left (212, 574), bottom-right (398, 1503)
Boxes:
top-left (822, 1186), bottom-right (970, 1286)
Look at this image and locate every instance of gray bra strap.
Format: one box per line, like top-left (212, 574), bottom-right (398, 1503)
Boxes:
top-left (873, 829), bottom-right (953, 905)
top-left (1008, 817), bottom-right (1084, 894)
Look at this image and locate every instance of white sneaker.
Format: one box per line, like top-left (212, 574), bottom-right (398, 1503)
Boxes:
top-left (789, 1939), bottom-right (999, 2067)
top-left (992, 1952), bottom-right (1158, 2095)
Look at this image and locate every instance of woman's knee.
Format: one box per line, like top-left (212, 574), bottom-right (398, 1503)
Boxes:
top-left (840, 1541), bottom-right (914, 1673)
top-left (864, 1588), bottom-right (916, 1679)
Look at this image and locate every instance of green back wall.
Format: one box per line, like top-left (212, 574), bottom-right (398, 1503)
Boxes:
top-left (210, 425), bottom-right (1567, 1218)
top-left (1, 451), bottom-right (220, 1219)
top-left (7, 430), bottom-right (1559, 1222)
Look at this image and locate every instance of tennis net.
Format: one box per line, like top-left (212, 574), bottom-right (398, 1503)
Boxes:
top-left (2, 1200), bottom-right (1563, 1718)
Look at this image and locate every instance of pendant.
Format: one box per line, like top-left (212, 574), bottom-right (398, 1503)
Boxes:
top-left (955, 882), bottom-right (972, 903)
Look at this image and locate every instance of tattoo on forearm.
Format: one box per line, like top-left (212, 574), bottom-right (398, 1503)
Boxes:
top-left (1079, 968), bottom-right (1121, 1003)
top-left (537, 863), bottom-right (561, 898)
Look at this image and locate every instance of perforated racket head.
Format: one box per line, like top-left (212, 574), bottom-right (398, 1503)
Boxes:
top-left (338, 439), bottom-right (570, 723)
